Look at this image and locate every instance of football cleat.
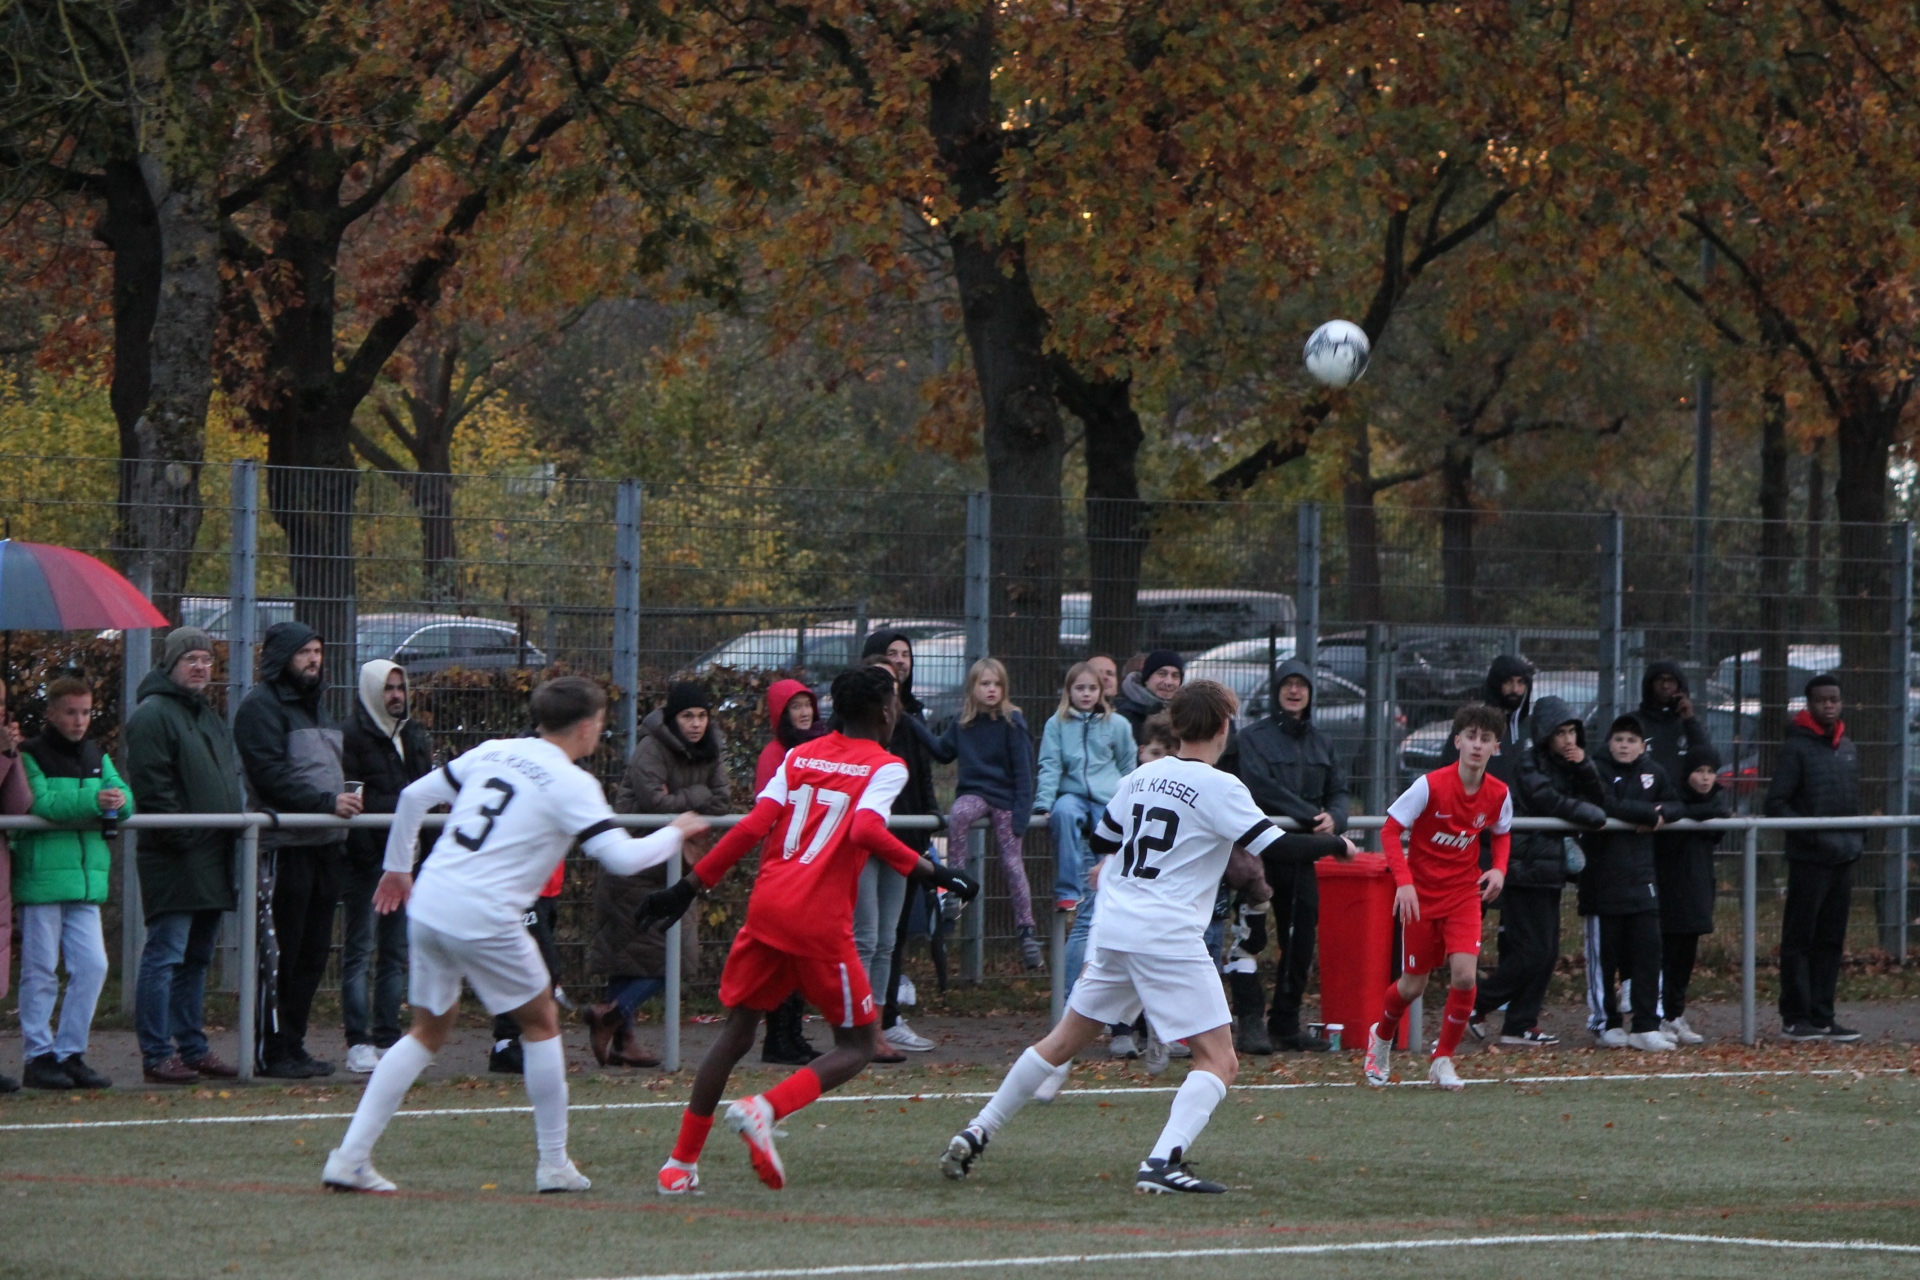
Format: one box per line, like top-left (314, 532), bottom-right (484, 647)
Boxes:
top-left (1428, 1056), bottom-right (1464, 1091)
top-left (536, 1159), bottom-right (592, 1193)
top-left (322, 1148), bottom-right (397, 1194)
top-left (1363, 1023), bottom-right (1392, 1087)
top-left (940, 1124), bottom-right (988, 1180)
top-left (1033, 1061), bottom-right (1072, 1104)
top-left (725, 1095), bottom-right (787, 1190)
top-left (656, 1162), bottom-right (701, 1195)
top-left (1135, 1149), bottom-right (1225, 1195)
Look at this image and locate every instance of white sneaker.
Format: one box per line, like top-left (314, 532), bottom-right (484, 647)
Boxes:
top-left (885, 1020), bottom-right (935, 1052)
top-left (1597, 1027), bottom-right (1630, 1049)
top-left (1109, 1033), bottom-right (1138, 1059)
top-left (536, 1159), bottom-right (591, 1193)
top-left (897, 976), bottom-right (917, 1007)
top-left (1033, 1060), bottom-right (1072, 1103)
top-left (344, 1044), bottom-right (383, 1074)
top-left (1363, 1023), bottom-right (1392, 1087)
top-left (1142, 1029), bottom-right (1171, 1077)
top-left (322, 1148), bottom-right (396, 1193)
top-left (1626, 1031), bottom-right (1674, 1052)
top-left (1662, 1016), bottom-right (1704, 1045)
top-left (1428, 1056), bottom-right (1464, 1091)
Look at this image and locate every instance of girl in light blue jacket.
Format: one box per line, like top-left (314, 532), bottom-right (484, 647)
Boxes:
top-left (1033, 662), bottom-right (1137, 912)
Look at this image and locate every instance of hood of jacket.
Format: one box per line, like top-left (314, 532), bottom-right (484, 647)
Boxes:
top-left (1529, 695), bottom-right (1585, 751)
top-left (1269, 657), bottom-right (1316, 728)
top-left (1483, 653), bottom-right (1534, 706)
top-left (259, 620), bottom-right (324, 698)
top-left (767, 678), bottom-right (827, 750)
top-left (1117, 670), bottom-right (1165, 716)
top-left (861, 630), bottom-right (921, 715)
top-left (643, 704), bottom-right (724, 764)
top-left (1639, 659), bottom-right (1691, 711)
top-left (358, 659), bottom-right (407, 743)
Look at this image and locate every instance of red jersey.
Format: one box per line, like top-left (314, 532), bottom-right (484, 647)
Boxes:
top-left (1381, 766), bottom-right (1512, 906)
top-left (693, 732), bottom-right (921, 958)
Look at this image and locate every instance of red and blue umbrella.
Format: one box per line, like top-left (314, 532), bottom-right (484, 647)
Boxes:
top-left (0, 539), bottom-right (169, 631)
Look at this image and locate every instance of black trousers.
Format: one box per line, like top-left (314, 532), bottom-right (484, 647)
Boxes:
top-left (494, 897), bottom-right (561, 1042)
top-left (1262, 861), bottom-right (1319, 1037)
top-left (1661, 932), bottom-right (1700, 1020)
top-left (267, 845), bottom-right (344, 1063)
top-left (1476, 886), bottom-right (1562, 1036)
top-left (1778, 859), bottom-right (1855, 1028)
top-left (1597, 911), bottom-right (1663, 1034)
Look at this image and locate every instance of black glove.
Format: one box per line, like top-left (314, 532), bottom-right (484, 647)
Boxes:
top-left (929, 863), bottom-right (981, 903)
top-left (635, 873), bottom-right (701, 932)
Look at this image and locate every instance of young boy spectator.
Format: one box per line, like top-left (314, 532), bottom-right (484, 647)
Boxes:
top-left (1657, 744), bottom-right (1731, 1045)
top-left (1573, 713), bottom-right (1677, 1051)
top-left (1363, 705), bottom-right (1511, 1092)
top-left (15, 676), bottom-right (130, 1090)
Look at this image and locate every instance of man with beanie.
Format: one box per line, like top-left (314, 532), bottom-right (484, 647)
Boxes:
top-left (1116, 649), bottom-right (1185, 747)
top-left (1764, 674), bottom-right (1864, 1041)
top-left (339, 660), bottom-right (434, 1073)
top-left (235, 621), bottom-right (361, 1077)
top-left (124, 628), bottom-right (245, 1084)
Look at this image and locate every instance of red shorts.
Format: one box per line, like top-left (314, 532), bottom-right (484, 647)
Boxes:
top-left (1401, 897), bottom-right (1483, 973)
top-left (718, 933), bottom-right (876, 1028)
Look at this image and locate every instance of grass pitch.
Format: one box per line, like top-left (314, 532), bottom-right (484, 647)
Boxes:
top-left (4, 1052), bottom-right (1920, 1280)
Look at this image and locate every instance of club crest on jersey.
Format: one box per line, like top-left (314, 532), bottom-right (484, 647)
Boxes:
top-left (1472, 814), bottom-right (1486, 829)
top-left (1641, 774), bottom-right (1655, 790)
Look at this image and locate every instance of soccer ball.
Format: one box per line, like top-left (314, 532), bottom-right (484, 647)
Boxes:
top-left (1303, 319), bottom-right (1371, 387)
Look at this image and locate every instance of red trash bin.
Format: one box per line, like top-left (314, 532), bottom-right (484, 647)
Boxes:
top-left (1315, 852), bottom-right (1407, 1049)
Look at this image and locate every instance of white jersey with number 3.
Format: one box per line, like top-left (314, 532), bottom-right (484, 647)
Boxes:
top-left (1087, 756), bottom-right (1284, 956)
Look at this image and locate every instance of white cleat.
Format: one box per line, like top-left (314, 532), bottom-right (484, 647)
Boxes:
top-left (1033, 1060), bottom-right (1072, 1103)
top-left (1428, 1056), bottom-right (1465, 1091)
top-left (536, 1159), bottom-right (592, 1193)
top-left (322, 1148), bottom-right (397, 1193)
top-left (1662, 1016), bottom-right (1704, 1045)
top-left (1363, 1023), bottom-right (1392, 1087)
top-left (725, 1095), bottom-right (787, 1190)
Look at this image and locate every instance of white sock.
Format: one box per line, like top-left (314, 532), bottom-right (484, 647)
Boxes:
top-left (971, 1047), bottom-right (1060, 1137)
top-left (1148, 1069), bottom-right (1227, 1162)
top-left (522, 1035), bottom-right (570, 1168)
top-left (338, 1035), bottom-right (434, 1162)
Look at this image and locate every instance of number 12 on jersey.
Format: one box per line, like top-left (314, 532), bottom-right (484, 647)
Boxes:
top-left (1119, 805), bottom-right (1178, 879)
top-left (782, 784), bottom-right (852, 864)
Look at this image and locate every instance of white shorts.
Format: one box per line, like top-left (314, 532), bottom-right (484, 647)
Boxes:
top-left (1065, 945), bottom-right (1232, 1043)
top-left (408, 918), bottom-right (550, 1017)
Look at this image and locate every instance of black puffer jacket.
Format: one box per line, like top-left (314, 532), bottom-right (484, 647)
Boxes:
top-left (1636, 660), bottom-right (1712, 791)
top-left (1221, 658), bottom-right (1350, 833)
top-left (341, 698), bottom-right (434, 873)
top-left (1658, 777), bottom-right (1732, 935)
top-left (233, 620), bottom-right (346, 848)
top-left (1506, 696), bottom-right (1607, 890)
top-left (1573, 748), bottom-right (1675, 916)
top-left (1763, 713), bottom-right (1864, 865)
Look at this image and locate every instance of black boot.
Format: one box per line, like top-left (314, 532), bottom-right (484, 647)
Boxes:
top-left (1234, 1015), bottom-right (1274, 1056)
top-left (762, 994), bottom-right (818, 1066)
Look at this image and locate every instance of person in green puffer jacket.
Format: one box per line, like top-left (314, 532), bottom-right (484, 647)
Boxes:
top-left (14, 675), bottom-right (131, 1091)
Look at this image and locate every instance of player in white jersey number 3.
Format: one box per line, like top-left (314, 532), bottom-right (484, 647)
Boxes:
top-left (322, 677), bottom-right (707, 1195)
top-left (941, 680), bottom-right (1357, 1194)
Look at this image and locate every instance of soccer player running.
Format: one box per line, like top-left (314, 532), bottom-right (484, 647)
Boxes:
top-left (940, 681), bottom-right (1357, 1194)
top-left (643, 664), bottom-right (979, 1195)
top-left (322, 678), bottom-right (707, 1194)
top-left (1364, 704), bottom-right (1513, 1092)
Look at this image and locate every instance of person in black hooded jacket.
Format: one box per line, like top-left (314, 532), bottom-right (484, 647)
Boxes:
top-left (1440, 654), bottom-right (1534, 788)
top-left (1470, 696), bottom-right (1606, 1046)
top-left (1636, 660), bottom-right (1712, 787)
top-left (1656, 743), bottom-right (1731, 1044)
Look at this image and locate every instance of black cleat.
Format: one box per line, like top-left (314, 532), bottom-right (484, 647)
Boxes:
top-left (940, 1124), bottom-right (988, 1180)
top-left (1134, 1148), bottom-right (1226, 1195)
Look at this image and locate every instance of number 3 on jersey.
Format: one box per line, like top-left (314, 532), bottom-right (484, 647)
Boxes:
top-left (1120, 805), bottom-right (1179, 879)
top-left (782, 784), bottom-right (852, 864)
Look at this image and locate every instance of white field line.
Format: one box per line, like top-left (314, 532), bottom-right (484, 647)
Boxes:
top-left (0, 1066), bottom-right (1904, 1135)
top-left (574, 1231), bottom-right (1920, 1280)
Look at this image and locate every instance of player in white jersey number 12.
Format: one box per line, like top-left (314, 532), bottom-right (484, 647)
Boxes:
top-left (322, 677), bottom-right (707, 1195)
top-left (940, 681), bottom-right (1358, 1195)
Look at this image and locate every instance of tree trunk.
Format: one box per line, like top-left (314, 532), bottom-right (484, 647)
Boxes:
top-left (1832, 389), bottom-right (1904, 821)
top-left (1055, 363), bottom-right (1146, 661)
top-left (1757, 380), bottom-right (1793, 781)
top-left (1342, 420), bottom-right (1383, 622)
top-left (1804, 436), bottom-right (1827, 623)
top-left (97, 158), bottom-right (159, 457)
top-left (1440, 436), bottom-right (1476, 625)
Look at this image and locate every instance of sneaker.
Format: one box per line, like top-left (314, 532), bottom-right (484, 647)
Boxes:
top-left (1597, 1027), bottom-right (1630, 1049)
top-left (1820, 1021), bottom-right (1863, 1042)
top-left (535, 1159), bottom-right (592, 1193)
top-left (260, 1057), bottom-right (320, 1080)
top-left (1273, 1030), bottom-right (1330, 1053)
top-left (1782, 1020), bottom-right (1827, 1042)
top-left (1627, 1031), bottom-right (1675, 1052)
top-left (1661, 1017), bottom-right (1704, 1045)
top-left (186, 1052), bottom-right (239, 1079)
top-left (1363, 1023), bottom-right (1392, 1087)
top-left (345, 1044), bottom-right (384, 1074)
top-left (1466, 1013), bottom-right (1488, 1042)
top-left (1033, 1061), bottom-right (1072, 1104)
top-left (940, 1124), bottom-right (988, 1180)
top-left (1167, 1039), bottom-right (1190, 1059)
top-left (294, 1054), bottom-right (334, 1078)
top-left (1428, 1056), bottom-right (1464, 1091)
top-left (1142, 1029), bottom-right (1171, 1077)
top-left (489, 1039), bottom-right (524, 1074)
top-left (1108, 1033), bottom-right (1139, 1060)
top-left (142, 1056), bottom-right (200, 1085)
top-left (1498, 1028), bottom-right (1560, 1047)
top-left (322, 1148), bottom-right (397, 1193)
top-left (657, 1162), bottom-right (701, 1195)
top-left (23, 1054), bottom-right (74, 1090)
top-left (897, 976), bottom-right (917, 1007)
top-left (884, 1020), bottom-right (935, 1052)
top-left (56, 1055), bottom-right (110, 1090)
top-left (1135, 1149), bottom-right (1225, 1195)
top-left (1018, 927), bottom-right (1044, 971)
top-left (724, 1095), bottom-right (787, 1190)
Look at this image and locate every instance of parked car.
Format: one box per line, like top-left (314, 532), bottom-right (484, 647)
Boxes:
top-left (179, 596), bottom-right (296, 638)
top-left (355, 613), bottom-right (546, 674)
top-left (1185, 645), bottom-right (1391, 785)
top-left (1059, 589), bottom-right (1295, 657)
top-left (687, 618), bottom-right (962, 683)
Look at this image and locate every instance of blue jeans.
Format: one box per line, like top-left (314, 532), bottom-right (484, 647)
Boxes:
top-left (136, 909), bottom-right (222, 1068)
top-left (340, 859), bottom-right (409, 1048)
top-left (1064, 841), bottom-right (1106, 999)
top-left (17, 902), bottom-right (108, 1061)
top-left (607, 976), bottom-right (666, 1021)
top-left (1047, 794), bottom-right (1101, 906)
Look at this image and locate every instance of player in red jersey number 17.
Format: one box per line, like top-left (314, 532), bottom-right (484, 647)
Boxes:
top-left (1364, 703), bottom-right (1513, 1093)
top-left (636, 665), bottom-right (980, 1194)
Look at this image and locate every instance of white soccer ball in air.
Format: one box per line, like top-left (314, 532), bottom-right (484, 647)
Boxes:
top-left (1303, 319), bottom-right (1371, 387)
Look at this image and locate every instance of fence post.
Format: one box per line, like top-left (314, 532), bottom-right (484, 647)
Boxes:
top-left (1598, 512), bottom-right (1624, 731)
top-left (1741, 823), bottom-right (1757, 1046)
top-left (965, 492), bottom-right (990, 671)
top-left (1296, 502), bottom-right (1320, 668)
top-left (663, 846), bottom-right (682, 1073)
top-left (1363, 623), bottom-right (1387, 817)
top-left (120, 564), bottom-right (152, 1015)
top-left (225, 460), bottom-right (259, 992)
top-left (964, 822), bottom-right (986, 984)
top-left (1050, 908), bottom-right (1066, 1025)
top-left (1888, 520), bottom-right (1912, 960)
top-left (614, 480), bottom-right (642, 756)
top-left (237, 823), bottom-right (259, 1082)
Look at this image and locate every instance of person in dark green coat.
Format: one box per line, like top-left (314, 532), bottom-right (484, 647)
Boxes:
top-left (14, 675), bottom-right (128, 1090)
top-left (124, 627), bottom-right (245, 1084)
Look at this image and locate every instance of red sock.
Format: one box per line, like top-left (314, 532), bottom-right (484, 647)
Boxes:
top-left (1376, 983), bottom-right (1411, 1040)
top-left (671, 1109), bottom-right (715, 1164)
top-left (763, 1066), bottom-right (822, 1120)
top-left (1435, 986), bottom-right (1476, 1060)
